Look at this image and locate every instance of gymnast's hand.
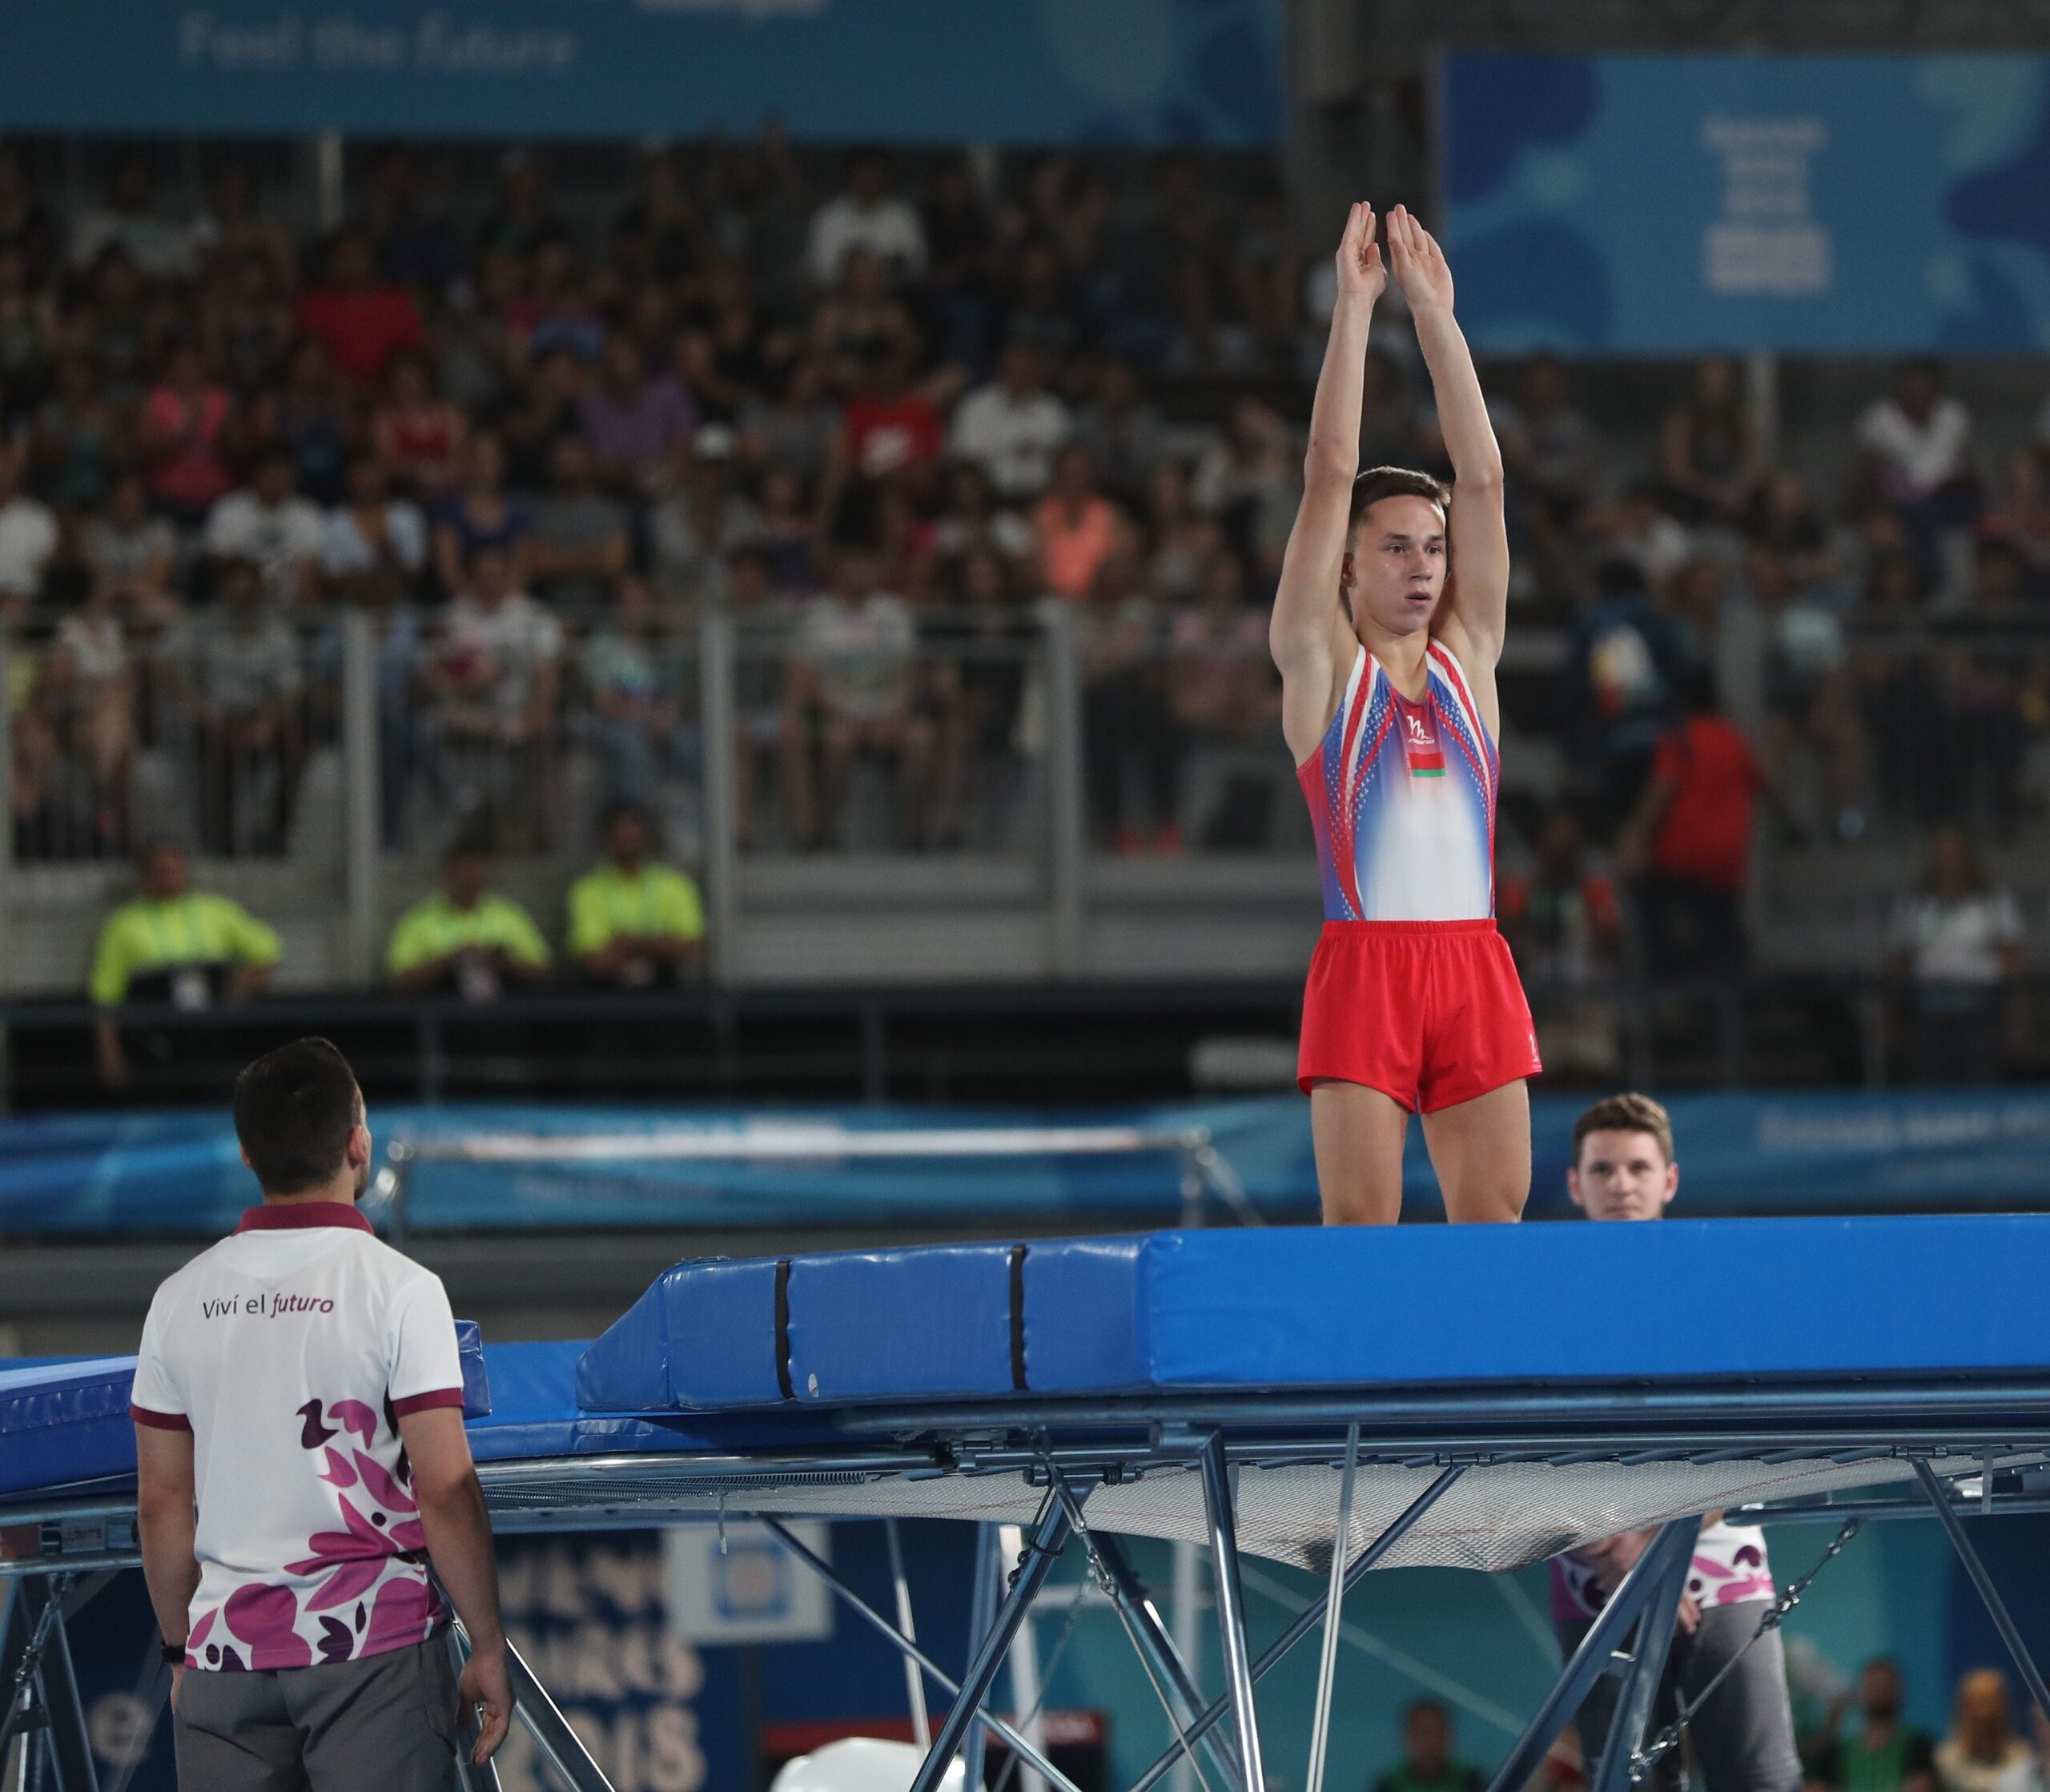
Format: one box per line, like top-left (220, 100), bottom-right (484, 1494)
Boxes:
top-left (1335, 202), bottom-right (1386, 305)
top-left (1386, 204), bottom-right (1454, 315)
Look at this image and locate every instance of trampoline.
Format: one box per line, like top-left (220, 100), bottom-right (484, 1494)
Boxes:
top-left (5, 1216), bottom-right (2050, 1792)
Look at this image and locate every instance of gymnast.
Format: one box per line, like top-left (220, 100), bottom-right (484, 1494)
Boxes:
top-left (1269, 203), bottom-right (1539, 1225)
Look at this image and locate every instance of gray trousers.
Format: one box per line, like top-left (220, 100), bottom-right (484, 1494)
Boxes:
top-left (1559, 1605), bottom-right (1803, 1792)
top-left (175, 1634), bottom-right (458, 1792)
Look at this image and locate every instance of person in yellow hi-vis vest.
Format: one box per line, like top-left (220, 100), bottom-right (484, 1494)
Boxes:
top-left (386, 839), bottom-right (550, 1002)
top-left (567, 802), bottom-right (705, 988)
top-left (90, 839), bottom-right (281, 1087)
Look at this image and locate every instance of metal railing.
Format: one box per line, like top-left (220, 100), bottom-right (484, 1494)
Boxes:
top-left (10, 601), bottom-right (2050, 1010)
top-left (6, 608), bottom-right (340, 862)
top-left (730, 609), bottom-right (1051, 858)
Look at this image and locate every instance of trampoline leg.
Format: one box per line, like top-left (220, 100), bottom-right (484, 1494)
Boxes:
top-left (907, 1495), bottom-right (1077, 1792)
top-left (759, 1521), bottom-right (1083, 1792)
top-left (1092, 1533), bottom-right (1244, 1792)
top-left (1170, 1539), bottom-right (1201, 1792)
top-left (1304, 1424), bottom-right (1361, 1792)
top-left (961, 1525), bottom-right (1002, 1792)
top-left (1590, 1520), bottom-right (1700, 1792)
top-left (1196, 1434), bottom-right (1266, 1792)
top-left (0, 1579), bottom-right (95, 1792)
top-left (1912, 1460), bottom-right (2050, 1724)
top-left (1124, 1465), bottom-right (1465, 1792)
top-left (1002, 1526), bottom-right (1050, 1792)
top-left (1484, 1520), bottom-right (1701, 1792)
top-left (886, 1521), bottom-right (933, 1750)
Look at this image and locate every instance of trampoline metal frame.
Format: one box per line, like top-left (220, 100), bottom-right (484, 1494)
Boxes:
top-left (5, 1430), bottom-right (2050, 1792)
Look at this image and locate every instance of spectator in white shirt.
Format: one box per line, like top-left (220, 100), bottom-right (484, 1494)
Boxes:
top-left (70, 153), bottom-right (206, 280)
top-left (1854, 359), bottom-right (1980, 585)
top-left (950, 341), bottom-right (1071, 505)
top-left (428, 544), bottom-right (564, 848)
top-left (1887, 827), bottom-right (2025, 1085)
top-left (0, 440), bottom-right (56, 600)
top-left (1935, 1670), bottom-right (2043, 1792)
top-left (206, 449), bottom-right (328, 607)
top-left (1856, 360), bottom-right (1973, 504)
top-left (324, 456), bottom-right (428, 607)
top-left (807, 151), bottom-right (928, 290)
top-left (782, 544), bottom-right (931, 849)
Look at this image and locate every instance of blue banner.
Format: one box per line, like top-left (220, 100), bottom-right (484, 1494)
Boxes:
top-left (5, 1091), bottom-right (2050, 1236)
top-left (1444, 52), bottom-right (2050, 352)
top-left (0, 0), bottom-right (1280, 144)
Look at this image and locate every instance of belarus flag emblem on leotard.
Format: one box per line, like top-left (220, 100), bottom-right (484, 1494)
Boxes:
top-left (1396, 696), bottom-right (1445, 778)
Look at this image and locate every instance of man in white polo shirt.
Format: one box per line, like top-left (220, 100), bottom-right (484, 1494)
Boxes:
top-left (1553, 1092), bottom-right (1802, 1792)
top-left (131, 1037), bottom-right (512, 1788)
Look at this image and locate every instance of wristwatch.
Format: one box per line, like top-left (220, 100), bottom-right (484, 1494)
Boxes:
top-left (162, 1641), bottom-right (187, 1665)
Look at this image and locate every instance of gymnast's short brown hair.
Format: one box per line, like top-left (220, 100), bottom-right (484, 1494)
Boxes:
top-left (1349, 465), bottom-right (1451, 530)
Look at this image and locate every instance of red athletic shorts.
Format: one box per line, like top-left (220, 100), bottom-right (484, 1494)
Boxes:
top-left (1297, 918), bottom-right (1542, 1111)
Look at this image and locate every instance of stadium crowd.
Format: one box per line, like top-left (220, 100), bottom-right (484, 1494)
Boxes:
top-left (0, 138), bottom-right (2046, 1067)
top-left (1378, 1659), bottom-right (2050, 1792)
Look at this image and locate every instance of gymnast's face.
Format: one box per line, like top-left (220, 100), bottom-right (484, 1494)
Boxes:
top-left (1568, 1130), bottom-right (1678, 1221)
top-left (1343, 496), bottom-right (1448, 639)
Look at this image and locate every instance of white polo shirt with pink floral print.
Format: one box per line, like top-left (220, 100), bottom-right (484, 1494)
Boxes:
top-left (130, 1201), bottom-right (464, 1673)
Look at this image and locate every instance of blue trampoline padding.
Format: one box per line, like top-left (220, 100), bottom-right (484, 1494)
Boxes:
top-left (0, 1356), bottom-right (140, 1497)
top-left (574, 1257), bottom-right (786, 1412)
top-left (456, 1320), bottom-right (491, 1416)
top-left (1044, 1217), bottom-right (2050, 1390)
top-left (790, 1244), bottom-right (1017, 1403)
top-left (5, 1322), bottom-right (494, 1497)
top-left (471, 1340), bottom-right (842, 1462)
top-left (0, 1340), bottom-right (858, 1498)
top-left (581, 1215), bottom-right (2050, 1412)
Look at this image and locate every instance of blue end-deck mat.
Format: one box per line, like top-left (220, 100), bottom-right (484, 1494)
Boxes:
top-left (0, 1356), bottom-right (139, 1496)
top-left (6, 1320), bottom-right (495, 1496)
top-left (577, 1215), bottom-right (2050, 1412)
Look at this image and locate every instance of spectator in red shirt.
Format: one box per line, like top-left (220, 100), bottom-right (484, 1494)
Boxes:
top-left (817, 340), bottom-right (945, 536)
top-left (1618, 666), bottom-right (1768, 978)
top-left (837, 343), bottom-right (945, 484)
top-left (139, 340), bottom-right (235, 524)
top-left (297, 228), bottom-right (424, 384)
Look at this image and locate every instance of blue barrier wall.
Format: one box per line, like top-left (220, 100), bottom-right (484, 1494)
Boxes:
top-left (0, 0), bottom-right (1281, 144)
top-left (4, 1090), bottom-right (2048, 1237)
top-left (1445, 52), bottom-right (2050, 352)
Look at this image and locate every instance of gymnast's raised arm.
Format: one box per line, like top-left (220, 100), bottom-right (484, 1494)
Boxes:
top-left (1271, 203), bottom-right (1384, 766)
top-left (1385, 203), bottom-right (1508, 739)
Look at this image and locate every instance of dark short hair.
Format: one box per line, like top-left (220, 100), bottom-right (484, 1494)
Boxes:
top-left (233, 1039), bottom-right (362, 1195)
top-left (1572, 1092), bottom-right (1674, 1168)
top-left (600, 799), bottom-right (649, 835)
top-left (1405, 1699), bottom-right (1450, 1726)
top-left (1349, 466), bottom-right (1450, 532)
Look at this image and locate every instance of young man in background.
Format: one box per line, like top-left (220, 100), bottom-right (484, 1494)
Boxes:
top-left (1555, 1093), bottom-right (1803, 1792)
